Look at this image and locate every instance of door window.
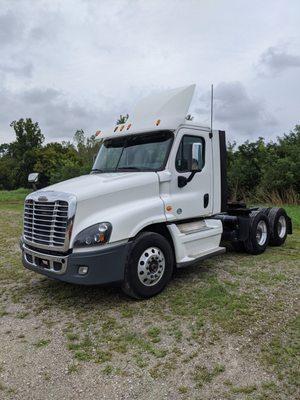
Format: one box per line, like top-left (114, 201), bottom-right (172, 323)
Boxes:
top-left (175, 135), bottom-right (205, 172)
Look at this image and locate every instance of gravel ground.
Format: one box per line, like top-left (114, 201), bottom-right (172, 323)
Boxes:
top-left (0, 205), bottom-right (299, 400)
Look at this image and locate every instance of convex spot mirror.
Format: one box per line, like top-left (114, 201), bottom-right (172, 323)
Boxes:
top-left (189, 142), bottom-right (203, 171)
top-left (28, 172), bottom-right (39, 183)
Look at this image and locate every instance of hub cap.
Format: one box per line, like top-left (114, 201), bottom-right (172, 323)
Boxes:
top-left (277, 215), bottom-right (287, 238)
top-left (256, 220), bottom-right (268, 246)
top-left (137, 247), bottom-right (165, 287)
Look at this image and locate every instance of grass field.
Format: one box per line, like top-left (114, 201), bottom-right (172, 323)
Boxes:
top-left (0, 190), bottom-right (299, 399)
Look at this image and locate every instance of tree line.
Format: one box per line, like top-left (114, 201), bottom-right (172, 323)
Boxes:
top-left (0, 118), bottom-right (299, 203)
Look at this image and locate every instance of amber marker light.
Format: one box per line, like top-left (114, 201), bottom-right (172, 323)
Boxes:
top-left (127, 123), bottom-right (132, 130)
top-left (120, 125), bottom-right (125, 131)
top-left (95, 130), bottom-right (101, 136)
top-left (156, 119), bottom-right (161, 126)
top-left (95, 232), bottom-right (106, 243)
top-left (166, 205), bottom-right (172, 212)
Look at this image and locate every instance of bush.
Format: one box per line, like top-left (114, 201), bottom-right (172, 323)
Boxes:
top-left (0, 118), bottom-right (299, 205)
top-left (227, 125), bottom-right (300, 204)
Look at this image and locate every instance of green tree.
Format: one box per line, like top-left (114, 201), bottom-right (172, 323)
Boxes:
top-left (1, 119), bottom-right (45, 188)
top-left (227, 138), bottom-right (268, 200)
top-left (259, 126), bottom-right (300, 197)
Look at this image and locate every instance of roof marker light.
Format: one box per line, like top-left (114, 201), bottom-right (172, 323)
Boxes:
top-left (156, 119), bottom-right (161, 126)
top-left (120, 125), bottom-right (125, 131)
top-left (95, 130), bottom-right (101, 136)
top-left (114, 126), bottom-right (118, 132)
top-left (127, 123), bottom-right (132, 130)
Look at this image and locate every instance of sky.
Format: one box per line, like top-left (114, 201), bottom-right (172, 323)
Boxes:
top-left (0, 0), bottom-right (299, 145)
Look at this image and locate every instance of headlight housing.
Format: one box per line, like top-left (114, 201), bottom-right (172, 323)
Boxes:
top-left (73, 222), bottom-right (112, 248)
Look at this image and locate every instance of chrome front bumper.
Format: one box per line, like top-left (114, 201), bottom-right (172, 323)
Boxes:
top-left (21, 242), bottom-right (68, 275)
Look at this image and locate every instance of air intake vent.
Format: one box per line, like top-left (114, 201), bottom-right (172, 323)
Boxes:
top-left (23, 199), bottom-right (69, 248)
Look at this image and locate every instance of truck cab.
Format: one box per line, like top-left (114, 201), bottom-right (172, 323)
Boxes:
top-left (21, 85), bottom-right (292, 298)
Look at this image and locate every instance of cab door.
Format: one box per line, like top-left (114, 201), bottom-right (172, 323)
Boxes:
top-left (163, 127), bottom-right (213, 220)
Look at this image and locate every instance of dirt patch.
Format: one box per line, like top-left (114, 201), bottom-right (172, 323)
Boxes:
top-left (0, 207), bottom-right (299, 399)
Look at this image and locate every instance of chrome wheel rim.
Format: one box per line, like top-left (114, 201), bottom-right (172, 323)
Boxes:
top-left (137, 247), bottom-right (165, 287)
top-left (277, 215), bottom-right (287, 238)
top-left (256, 220), bottom-right (268, 246)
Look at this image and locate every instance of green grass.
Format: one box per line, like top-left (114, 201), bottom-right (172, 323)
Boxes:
top-left (67, 363), bottom-right (80, 374)
top-left (34, 339), bottom-right (51, 348)
top-left (262, 316), bottom-right (300, 389)
top-left (178, 385), bottom-right (189, 394)
top-left (0, 191), bottom-right (299, 398)
top-left (0, 188), bottom-right (31, 203)
top-left (283, 204), bottom-right (300, 228)
top-left (231, 384), bottom-right (257, 394)
top-left (193, 364), bottom-right (225, 388)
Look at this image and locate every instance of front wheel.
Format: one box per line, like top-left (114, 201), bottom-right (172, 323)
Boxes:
top-left (121, 232), bottom-right (174, 299)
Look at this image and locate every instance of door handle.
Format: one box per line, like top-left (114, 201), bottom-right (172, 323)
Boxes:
top-left (204, 193), bottom-right (209, 208)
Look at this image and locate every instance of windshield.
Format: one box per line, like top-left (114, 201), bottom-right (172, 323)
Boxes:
top-left (92, 131), bottom-right (173, 173)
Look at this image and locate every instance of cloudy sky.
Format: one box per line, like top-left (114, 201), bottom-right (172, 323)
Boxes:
top-left (0, 0), bottom-right (299, 144)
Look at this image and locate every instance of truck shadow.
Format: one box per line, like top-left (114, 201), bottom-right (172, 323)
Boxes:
top-left (25, 260), bottom-right (217, 313)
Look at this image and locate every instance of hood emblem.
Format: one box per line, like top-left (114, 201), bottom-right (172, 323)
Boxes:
top-left (38, 196), bottom-right (48, 202)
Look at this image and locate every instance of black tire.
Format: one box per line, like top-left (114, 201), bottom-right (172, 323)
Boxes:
top-left (268, 207), bottom-right (288, 246)
top-left (259, 207), bottom-right (271, 216)
top-left (121, 232), bottom-right (174, 299)
top-left (243, 211), bottom-right (270, 255)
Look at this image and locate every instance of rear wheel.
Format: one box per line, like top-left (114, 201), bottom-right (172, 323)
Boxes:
top-left (121, 232), bottom-right (174, 299)
top-left (268, 207), bottom-right (288, 246)
top-left (243, 211), bottom-right (270, 255)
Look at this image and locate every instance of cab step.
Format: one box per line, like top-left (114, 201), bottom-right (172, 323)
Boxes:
top-left (167, 219), bottom-right (225, 267)
top-left (176, 246), bottom-right (225, 268)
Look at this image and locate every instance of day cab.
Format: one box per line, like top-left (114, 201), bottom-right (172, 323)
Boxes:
top-left (21, 85), bottom-right (292, 298)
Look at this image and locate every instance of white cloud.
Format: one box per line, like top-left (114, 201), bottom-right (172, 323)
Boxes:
top-left (0, 0), bottom-right (299, 144)
top-left (257, 46), bottom-right (300, 76)
top-left (194, 82), bottom-right (277, 140)
top-left (0, 85), bottom-right (117, 143)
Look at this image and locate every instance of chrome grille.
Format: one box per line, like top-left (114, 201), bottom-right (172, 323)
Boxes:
top-left (24, 199), bottom-right (69, 248)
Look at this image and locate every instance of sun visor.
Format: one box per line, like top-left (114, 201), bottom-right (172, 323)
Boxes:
top-left (97, 84), bottom-right (196, 139)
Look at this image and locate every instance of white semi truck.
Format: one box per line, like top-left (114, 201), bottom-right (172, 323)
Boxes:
top-left (21, 85), bottom-right (292, 299)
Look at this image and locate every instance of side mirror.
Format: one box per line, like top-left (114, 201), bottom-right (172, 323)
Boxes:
top-left (28, 173), bottom-right (39, 183)
top-left (189, 142), bottom-right (203, 171)
top-left (28, 173), bottom-right (39, 191)
top-left (178, 142), bottom-right (203, 188)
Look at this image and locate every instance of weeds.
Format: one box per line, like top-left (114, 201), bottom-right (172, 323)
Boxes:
top-left (0, 197), bottom-right (299, 398)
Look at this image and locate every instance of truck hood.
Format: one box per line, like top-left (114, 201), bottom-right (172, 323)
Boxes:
top-left (39, 171), bottom-right (164, 244)
top-left (41, 172), bottom-right (158, 201)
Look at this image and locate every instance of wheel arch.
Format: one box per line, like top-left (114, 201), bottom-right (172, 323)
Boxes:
top-left (135, 222), bottom-right (176, 257)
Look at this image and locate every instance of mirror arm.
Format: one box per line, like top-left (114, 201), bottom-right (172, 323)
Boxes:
top-left (186, 170), bottom-right (197, 183)
top-left (178, 169), bottom-right (201, 188)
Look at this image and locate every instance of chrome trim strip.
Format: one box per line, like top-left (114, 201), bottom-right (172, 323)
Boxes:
top-left (22, 243), bottom-right (68, 274)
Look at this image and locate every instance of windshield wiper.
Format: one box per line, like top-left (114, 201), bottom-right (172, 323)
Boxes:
top-left (117, 167), bottom-right (142, 171)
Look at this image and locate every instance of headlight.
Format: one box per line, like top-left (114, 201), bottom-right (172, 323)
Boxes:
top-left (73, 222), bottom-right (112, 248)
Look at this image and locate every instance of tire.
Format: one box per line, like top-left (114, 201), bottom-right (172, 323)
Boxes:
top-left (268, 207), bottom-right (288, 246)
top-left (243, 211), bottom-right (270, 255)
top-left (121, 232), bottom-right (174, 299)
top-left (259, 207), bottom-right (271, 216)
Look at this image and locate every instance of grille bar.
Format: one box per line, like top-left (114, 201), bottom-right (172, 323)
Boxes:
top-left (24, 199), bottom-right (69, 248)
